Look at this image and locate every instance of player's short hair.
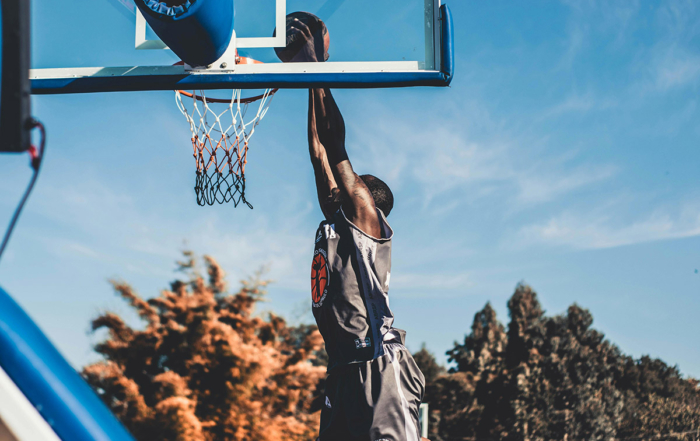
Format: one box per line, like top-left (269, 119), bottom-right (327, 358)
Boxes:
top-left (360, 174), bottom-right (394, 217)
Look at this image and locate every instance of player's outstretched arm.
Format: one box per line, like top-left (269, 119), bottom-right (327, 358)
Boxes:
top-left (308, 89), bottom-right (341, 220)
top-left (310, 88), bottom-right (381, 238)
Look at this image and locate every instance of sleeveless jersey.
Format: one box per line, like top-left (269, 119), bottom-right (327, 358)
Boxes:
top-left (311, 207), bottom-right (399, 372)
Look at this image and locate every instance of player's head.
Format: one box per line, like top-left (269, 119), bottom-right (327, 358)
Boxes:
top-left (360, 175), bottom-right (394, 216)
top-left (274, 12), bottom-right (330, 63)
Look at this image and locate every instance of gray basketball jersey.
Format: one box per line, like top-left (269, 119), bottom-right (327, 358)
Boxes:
top-left (311, 207), bottom-right (398, 372)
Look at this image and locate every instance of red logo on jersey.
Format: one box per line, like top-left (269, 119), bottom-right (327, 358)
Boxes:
top-left (311, 249), bottom-right (329, 307)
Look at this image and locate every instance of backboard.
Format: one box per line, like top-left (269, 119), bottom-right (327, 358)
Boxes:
top-left (29, 0), bottom-right (453, 94)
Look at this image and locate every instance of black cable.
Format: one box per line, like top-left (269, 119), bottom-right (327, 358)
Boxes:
top-left (0, 118), bottom-right (46, 264)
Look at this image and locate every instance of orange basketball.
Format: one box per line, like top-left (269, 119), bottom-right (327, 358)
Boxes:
top-left (274, 12), bottom-right (330, 63)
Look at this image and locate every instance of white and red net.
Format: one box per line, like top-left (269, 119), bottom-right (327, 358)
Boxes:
top-left (175, 88), bottom-right (276, 207)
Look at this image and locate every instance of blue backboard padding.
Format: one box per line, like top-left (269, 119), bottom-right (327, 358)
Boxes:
top-left (31, 70), bottom-right (451, 94)
top-left (440, 4), bottom-right (454, 85)
top-left (134, 0), bottom-right (234, 67)
top-left (0, 286), bottom-right (136, 441)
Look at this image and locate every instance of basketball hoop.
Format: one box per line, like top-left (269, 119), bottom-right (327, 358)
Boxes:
top-left (175, 57), bottom-right (278, 207)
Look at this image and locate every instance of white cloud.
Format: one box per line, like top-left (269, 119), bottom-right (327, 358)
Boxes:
top-left (56, 240), bottom-right (103, 259)
top-left (516, 202), bottom-right (700, 249)
top-left (515, 162), bottom-right (617, 206)
top-left (649, 49), bottom-right (700, 91)
top-left (539, 92), bottom-right (618, 119)
top-left (558, 0), bottom-right (642, 67)
top-left (390, 271), bottom-right (472, 294)
top-left (349, 110), bottom-right (616, 211)
top-left (556, 0), bottom-right (700, 101)
top-left (557, 20), bottom-right (585, 72)
top-left (20, 164), bottom-right (315, 291)
top-left (637, 2), bottom-right (700, 92)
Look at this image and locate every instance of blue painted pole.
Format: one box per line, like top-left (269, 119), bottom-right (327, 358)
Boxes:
top-left (0, 286), bottom-right (136, 441)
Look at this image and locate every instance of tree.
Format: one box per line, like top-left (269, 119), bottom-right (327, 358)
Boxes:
top-left (446, 302), bottom-right (509, 440)
top-left (414, 345), bottom-right (451, 441)
top-left (414, 344), bottom-right (447, 385)
top-left (83, 252), bottom-right (326, 441)
top-left (617, 356), bottom-right (700, 439)
top-left (422, 284), bottom-right (700, 441)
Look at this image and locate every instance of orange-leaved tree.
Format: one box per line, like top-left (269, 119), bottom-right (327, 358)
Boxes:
top-left (83, 252), bottom-right (326, 441)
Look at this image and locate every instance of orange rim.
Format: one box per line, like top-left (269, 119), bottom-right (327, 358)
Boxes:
top-left (177, 89), bottom-right (278, 104)
top-left (174, 57), bottom-right (279, 104)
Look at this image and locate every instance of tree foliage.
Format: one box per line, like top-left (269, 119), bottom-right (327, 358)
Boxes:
top-left (83, 252), bottom-right (326, 441)
top-left (84, 253), bottom-right (700, 441)
top-left (418, 284), bottom-right (700, 441)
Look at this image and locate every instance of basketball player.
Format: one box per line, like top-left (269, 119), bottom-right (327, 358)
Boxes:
top-left (282, 13), bottom-right (429, 441)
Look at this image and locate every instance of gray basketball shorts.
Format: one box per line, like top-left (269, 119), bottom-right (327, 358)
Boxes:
top-left (318, 343), bottom-right (426, 441)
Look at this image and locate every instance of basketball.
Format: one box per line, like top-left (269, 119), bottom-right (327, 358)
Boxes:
top-left (273, 12), bottom-right (330, 63)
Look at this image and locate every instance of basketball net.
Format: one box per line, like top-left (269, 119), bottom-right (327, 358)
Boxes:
top-left (175, 87), bottom-right (276, 207)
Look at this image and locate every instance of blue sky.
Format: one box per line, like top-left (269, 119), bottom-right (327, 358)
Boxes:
top-left (1, 0), bottom-right (699, 378)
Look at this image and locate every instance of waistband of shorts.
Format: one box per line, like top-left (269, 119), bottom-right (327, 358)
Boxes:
top-left (326, 329), bottom-right (408, 376)
top-left (327, 343), bottom-right (410, 376)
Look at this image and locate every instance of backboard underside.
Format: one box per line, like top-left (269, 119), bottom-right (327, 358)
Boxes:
top-left (29, 0), bottom-right (453, 94)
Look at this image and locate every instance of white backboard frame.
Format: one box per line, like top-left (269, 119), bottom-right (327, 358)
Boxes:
top-left (135, 0), bottom-right (287, 50)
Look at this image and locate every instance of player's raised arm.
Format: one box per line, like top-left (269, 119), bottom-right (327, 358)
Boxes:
top-left (308, 89), bottom-right (341, 220)
top-left (290, 16), bottom-right (381, 236)
top-left (310, 88), bottom-right (381, 238)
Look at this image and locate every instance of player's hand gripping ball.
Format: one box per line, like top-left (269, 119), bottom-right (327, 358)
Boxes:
top-left (273, 11), bottom-right (330, 63)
